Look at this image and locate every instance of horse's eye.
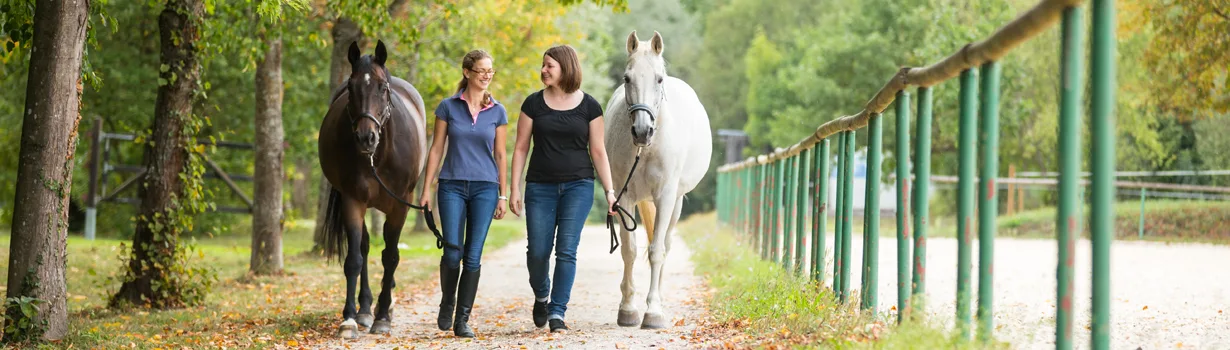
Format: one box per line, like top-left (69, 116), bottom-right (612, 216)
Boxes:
top-left (623, 75), bottom-right (630, 84)
top-left (657, 76), bottom-right (663, 84)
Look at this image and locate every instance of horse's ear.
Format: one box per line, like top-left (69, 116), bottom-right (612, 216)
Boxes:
top-left (374, 40), bottom-right (388, 66)
top-left (348, 41), bottom-right (361, 66)
top-left (651, 31), bottom-right (664, 55)
top-left (626, 30), bottom-right (639, 55)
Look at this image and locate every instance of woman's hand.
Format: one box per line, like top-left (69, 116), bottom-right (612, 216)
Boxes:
top-left (605, 190), bottom-right (617, 215)
top-left (510, 189), bottom-right (524, 217)
top-left (495, 198), bottom-right (508, 220)
top-left (418, 191), bottom-right (432, 210)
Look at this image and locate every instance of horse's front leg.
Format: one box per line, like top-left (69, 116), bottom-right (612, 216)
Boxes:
top-left (643, 189), bottom-right (682, 329)
top-left (339, 198), bottom-right (367, 339)
top-left (617, 201), bottom-right (653, 327)
top-left (356, 224), bottom-right (374, 328)
top-left (370, 208), bottom-right (408, 334)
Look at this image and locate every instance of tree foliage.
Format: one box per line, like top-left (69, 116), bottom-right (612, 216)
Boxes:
top-left (1122, 0), bottom-right (1229, 119)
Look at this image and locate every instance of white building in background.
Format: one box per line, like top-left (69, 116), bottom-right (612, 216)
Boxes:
top-left (816, 149), bottom-right (934, 217)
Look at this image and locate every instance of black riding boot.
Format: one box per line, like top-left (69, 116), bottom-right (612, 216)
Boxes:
top-left (453, 268), bottom-right (481, 338)
top-left (438, 264), bottom-right (461, 331)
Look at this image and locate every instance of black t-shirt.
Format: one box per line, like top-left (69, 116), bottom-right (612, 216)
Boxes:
top-left (521, 90), bottom-right (604, 183)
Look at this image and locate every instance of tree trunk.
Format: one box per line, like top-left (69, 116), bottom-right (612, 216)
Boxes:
top-left (250, 33), bottom-right (284, 275)
top-left (4, 0), bottom-right (89, 340)
top-left (312, 16), bottom-right (363, 253)
top-left (290, 159), bottom-right (310, 216)
top-left (111, 0), bottom-right (203, 308)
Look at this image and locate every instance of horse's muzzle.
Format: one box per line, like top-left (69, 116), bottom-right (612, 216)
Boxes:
top-left (356, 130), bottom-right (379, 155)
top-left (631, 125), bottom-right (654, 147)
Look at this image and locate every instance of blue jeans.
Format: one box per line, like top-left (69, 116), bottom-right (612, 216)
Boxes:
top-left (438, 180), bottom-right (499, 271)
top-left (525, 178), bottom-right (594, 320)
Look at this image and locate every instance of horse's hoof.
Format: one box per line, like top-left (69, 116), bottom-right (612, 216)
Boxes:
top-left (356, 313), bottom-right (375, 328)
top-left (617, 309), bottom-right (642, 327)
top-left (641, 312), bottom-right (669, 330)
top-left (338, 319), bottom-right (360, 339)
top-left (369, 319), bottom-right (392, 335)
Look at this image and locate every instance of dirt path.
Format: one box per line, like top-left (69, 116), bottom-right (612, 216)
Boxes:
top-left (833, 235), bottom-right (1230, 349)
top-left (320, 225), bottom-right (708, 349)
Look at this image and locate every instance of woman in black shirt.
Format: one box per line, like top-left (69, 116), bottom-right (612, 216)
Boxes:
top-left (509, 45), bottom-right (617, 333)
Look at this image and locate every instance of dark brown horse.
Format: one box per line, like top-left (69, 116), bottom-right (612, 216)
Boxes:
top-left (318, 40), bottom-right (430, 338)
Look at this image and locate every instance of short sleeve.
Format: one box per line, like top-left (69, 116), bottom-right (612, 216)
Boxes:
top-left (520, 92), bottom-right (539, 119)
top-left (496, 105), bottom-right (509, 126)
top-left (433, 100), bottom-right (451, 123)
top-left (585, 94), bottom-right (604, 121)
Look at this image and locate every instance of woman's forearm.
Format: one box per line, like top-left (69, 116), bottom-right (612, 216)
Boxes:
top-left (424, 123), bottom-right (448, 194)
top-left (592, 149), bottom-right (615, 193)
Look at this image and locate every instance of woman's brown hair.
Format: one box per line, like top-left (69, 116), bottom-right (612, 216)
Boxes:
top-left (544, 45), bottom-right (582, 94)
top-left (457, 49), bottom-right (493, 106)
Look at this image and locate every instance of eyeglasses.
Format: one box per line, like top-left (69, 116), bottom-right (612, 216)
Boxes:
top-left (468, 68), bottom-right (496, 76)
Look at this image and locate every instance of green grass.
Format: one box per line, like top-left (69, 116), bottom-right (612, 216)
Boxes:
top-left (679, 213), bottom-right (1005, 349)
top-left (0, 217), bottom-right (524, 349)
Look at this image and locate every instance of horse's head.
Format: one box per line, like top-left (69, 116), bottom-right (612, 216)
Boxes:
top-left (623, 30), bottom-right (667, 147)
top-left (345, 40), bottom-right (392, 155)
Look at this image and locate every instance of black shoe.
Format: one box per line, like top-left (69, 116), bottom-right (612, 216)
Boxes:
top-left (438, 265), bottom-right (461, 331)
top-left (548, 319), bottom-right (569, 333)
top-left (532, 300), bottom-right (549, 328)
top-left (453, 268), bottom-right (481, 338)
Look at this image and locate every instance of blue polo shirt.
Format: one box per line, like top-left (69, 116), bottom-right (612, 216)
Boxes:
top-left (434, 90), bottom-right (508, 183)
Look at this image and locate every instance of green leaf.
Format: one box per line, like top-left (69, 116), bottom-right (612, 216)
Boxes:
top-left (4, 41), bottom-right (13, 52)
top-left (160, 64), bottom-right (170, 73)
top-left (20, 302), bottom-right (36, 318)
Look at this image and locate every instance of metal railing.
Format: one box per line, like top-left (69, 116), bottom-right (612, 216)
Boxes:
top-left (714, 0), bottom-right (1115, 348)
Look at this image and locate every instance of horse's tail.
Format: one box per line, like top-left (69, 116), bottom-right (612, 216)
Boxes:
top-left (321, 188), bottom-right (348, 264)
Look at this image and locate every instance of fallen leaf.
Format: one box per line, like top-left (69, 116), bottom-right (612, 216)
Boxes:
top-left (1142, 305), bottom-right (1149, 310)
top-left (287, 340), bottom-right (299, 346)
top-left (615, 342), bottom-right (628, 349)
top-left (675, 318), bottom-right (685, 326)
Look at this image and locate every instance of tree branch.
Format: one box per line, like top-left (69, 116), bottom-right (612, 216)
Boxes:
top-left (1213, 5), bottom-right (1229, 21)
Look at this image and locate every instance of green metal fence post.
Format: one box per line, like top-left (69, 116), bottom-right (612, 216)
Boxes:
top-left (1091, 0), bottom-right (1116, 347)
top-left (862, 113), bottom-right (883, 312)
top-left (957, 67), bottom-right (980, 340)
top-left (776, 158), bottom-right (787, 265)
top-left (895, 90), bottom-right (912, 323)
top-left (814, 138), bottom-right (831, 283)
top-left (759, 163), bottom-right (768, 259)
top-left (1138, 188), bottom-right (1146, 239)
top-left (1057, 6), bottom-right (1085, 349)
top-left (913, 86), bottom-right (933, 308)
top-left (841, 130), bottom-right (856, 302)
top-left (977, 60), bottom-right (1002, 343)
top-left (834, 132), bottom-right (847, 295)
top-left (784, 156), bottom-right (796, 269)
top-left (798, 148), bottom-right (813, 277)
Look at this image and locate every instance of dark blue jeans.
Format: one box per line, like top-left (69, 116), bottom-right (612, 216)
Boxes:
top-left (438, 180), bottom-right (499, 270)
top-left (525, 178), bottom-right (594, 320)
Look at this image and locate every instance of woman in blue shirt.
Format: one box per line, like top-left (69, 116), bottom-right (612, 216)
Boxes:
top-left (419, 49), bottom-right (508, 338)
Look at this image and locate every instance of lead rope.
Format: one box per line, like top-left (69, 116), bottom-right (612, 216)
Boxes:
top-left (368, 155), bottom-right (456, 250)
top-left (606, 147), bottom-right (644, 254)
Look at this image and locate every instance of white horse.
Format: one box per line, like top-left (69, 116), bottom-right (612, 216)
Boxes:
top-left (605, 30), bottom-right (712, 329)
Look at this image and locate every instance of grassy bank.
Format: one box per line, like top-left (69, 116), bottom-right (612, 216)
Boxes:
top-left (808, 200), bottom-right (1230, 244)
top-left (679, 213), bottom-right (1002, 349)
top-left (0, 217), bottom-right (524, 349)
top-left (909, 200), bottom-right (1230, 244)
